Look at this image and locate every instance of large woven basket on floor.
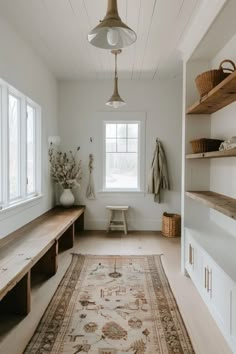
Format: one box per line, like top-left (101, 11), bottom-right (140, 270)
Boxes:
top-left (190, 138), bottom-right (223, 153)
top-left (162, 213), bottom-right (181, 238)
top-left (195, 59), bottom-right (236, 97)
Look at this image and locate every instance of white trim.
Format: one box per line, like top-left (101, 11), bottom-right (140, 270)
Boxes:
top-left (0, 194), bottom-right (43, 221)
top-left (0, 77), bottom-right (42, 210)
top-left (178, 0), bottom-right (227, 61)
top-left (98, 111), bottom-right (146, 193)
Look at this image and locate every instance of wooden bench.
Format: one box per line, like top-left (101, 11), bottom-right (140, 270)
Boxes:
top-left (0, 206), bottom-right (85, 316)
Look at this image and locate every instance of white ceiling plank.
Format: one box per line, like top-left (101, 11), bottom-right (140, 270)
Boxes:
top-left (152, 0), bottom-right (199, 79)
top-left (131, 0), bottom-right (156, 80)
top-left (139, 0), bottom-right (185, 80)
top-left (0, 0), bottom-right (205, 80)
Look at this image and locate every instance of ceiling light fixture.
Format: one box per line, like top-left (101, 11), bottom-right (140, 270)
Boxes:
top-left (106, 49), bottom-right (126, 109)
top-left (88, 0), bottom-right (137, 50)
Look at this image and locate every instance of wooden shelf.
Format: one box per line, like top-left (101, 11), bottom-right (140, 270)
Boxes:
top-left (187, 70), bottom-right (236, 114)
top-left (186, 191), bottom-right (236, 220)
top-left (186, 149), bottom-right (236, 159)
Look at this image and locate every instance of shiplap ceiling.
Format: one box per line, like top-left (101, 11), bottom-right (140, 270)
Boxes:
top-left (0, 0), bottom-right (203, 80)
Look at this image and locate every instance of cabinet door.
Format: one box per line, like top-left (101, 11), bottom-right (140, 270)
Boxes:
top-left (206, 258), bottom-right (231, 334)
top-left (185, 235), bottom-right (203, 287)
top-left (230, 283), bottom-right (236, 352)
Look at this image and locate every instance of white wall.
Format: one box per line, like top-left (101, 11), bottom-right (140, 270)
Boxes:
top-left (209, 33), bottom-right (236, 235)
top-left (58, 79), bottom-right (182, 230)
top-left (0, 15), bottom-right (58, 239)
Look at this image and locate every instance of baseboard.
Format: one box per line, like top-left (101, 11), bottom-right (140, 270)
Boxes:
top-left (85, 219), bottom-right (162, 231)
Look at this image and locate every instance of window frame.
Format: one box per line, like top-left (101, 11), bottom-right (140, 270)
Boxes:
top-left (0, 78), bottom-right (42, 211)
top-left (100, 112), bottom-right (146, 193)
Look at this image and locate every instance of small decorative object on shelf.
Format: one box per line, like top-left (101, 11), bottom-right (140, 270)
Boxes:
top-left (48, 144), bottom-right (82, 208)
top-left (195, 59), bottom-right (236, 97)
top-left (162, 213), bottom-right (181, 238)
top-left (190, 138), bottom-right (223, 154)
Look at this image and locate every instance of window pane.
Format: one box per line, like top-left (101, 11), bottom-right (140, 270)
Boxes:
top-left (117, 124), bottom-right (126, 138)
top-left (27, 105), bottom-right (36, 194)
top-left (117, 139), bottom-right (126, 152)
top-left (128, 124), bottom-right (138, 138)
top-left (106, 138), bottom-right (116, 152)
top-left (106, 124), bottom-right (116, 138)
top-left (128, 139), bottom-right (138, 153)
top-left (9, 94), bottom-right (20, 200)
top-left (106, 153), bottom-right (138, 189)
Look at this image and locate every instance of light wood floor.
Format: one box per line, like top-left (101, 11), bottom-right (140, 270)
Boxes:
top-left (0, 231), bottom-right (233, 354)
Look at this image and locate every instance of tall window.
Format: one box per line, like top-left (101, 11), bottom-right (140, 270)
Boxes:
top-left (0, 78), bottom-right (41, 209)
top-left (103, 116), bottom-right (145, 192)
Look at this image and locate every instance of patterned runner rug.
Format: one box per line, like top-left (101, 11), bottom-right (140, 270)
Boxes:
top-left (25, 254), bottom-right (195, 354)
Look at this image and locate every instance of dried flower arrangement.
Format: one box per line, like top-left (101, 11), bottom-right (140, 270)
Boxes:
top-left (48, 143), bottom-right (82, 189)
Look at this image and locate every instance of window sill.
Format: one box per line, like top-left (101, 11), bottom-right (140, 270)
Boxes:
top-left (0, 194), bottom-right (43, 219)
top-left (98, 190), bottom-right (145, 197)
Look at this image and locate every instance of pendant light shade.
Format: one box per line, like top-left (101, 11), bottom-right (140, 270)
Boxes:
top-left (88, 0), bottom-right (137, 50)
top-left (106, 49), bottom-right (126, 108)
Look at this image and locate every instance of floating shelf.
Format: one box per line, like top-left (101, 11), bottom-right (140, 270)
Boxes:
top-left (186, 149), bottom-right (236, 159)
top-left (187, 70), bottom-right (236, 114)
top-left (186, 191), bottom-right (236, 220)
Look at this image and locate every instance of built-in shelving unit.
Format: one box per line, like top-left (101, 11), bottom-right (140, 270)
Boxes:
top-left (186, 191), bottom-right (236, 220)
top-left (186, 149), bottom-right (236, 159)
top-left (187, 70), bottom-right (236, 114)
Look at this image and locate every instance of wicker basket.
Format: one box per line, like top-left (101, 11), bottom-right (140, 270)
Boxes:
top-left (190, 138), bottom-right (223, 154)
top-left (162, 213), bottom-right (181, 238)
top-left (195, 59), bottom-right (236, 97)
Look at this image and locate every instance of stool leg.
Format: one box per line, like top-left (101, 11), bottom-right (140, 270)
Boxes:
top-left (122, 211), bottom-right (128, 235)
top-left (107, 210), bottom-right (113, 233)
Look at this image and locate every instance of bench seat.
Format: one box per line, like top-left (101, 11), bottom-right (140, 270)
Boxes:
top-left (0, 206), bottom-right (85, 315)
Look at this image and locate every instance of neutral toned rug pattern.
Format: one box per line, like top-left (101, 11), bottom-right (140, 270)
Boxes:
top-left (24, 255), bottom-right (195, 354)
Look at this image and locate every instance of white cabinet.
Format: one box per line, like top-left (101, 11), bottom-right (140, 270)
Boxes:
top-left (185, 229), bottom-right (234, 352)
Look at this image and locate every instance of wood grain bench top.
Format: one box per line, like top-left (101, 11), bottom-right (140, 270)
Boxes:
top-left (0, 206), bottom-right (85, 301)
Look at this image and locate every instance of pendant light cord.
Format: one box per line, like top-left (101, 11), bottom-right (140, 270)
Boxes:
top-left (115, 52), bottom-right (118, 79)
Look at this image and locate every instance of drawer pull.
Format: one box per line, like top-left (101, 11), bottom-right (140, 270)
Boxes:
top-left (189, 244), bottom-right (194, 265)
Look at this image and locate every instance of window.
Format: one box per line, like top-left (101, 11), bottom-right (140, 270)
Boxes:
top-left (0, 78), bottom-right (41, 210)
top-left (102, 113), bottom-right (145, 192)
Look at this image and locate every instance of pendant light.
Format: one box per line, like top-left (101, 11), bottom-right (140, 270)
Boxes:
top-left (88, 0), bottom-right (137, 50)
top-left (106, 49), bottom-right (126, 109)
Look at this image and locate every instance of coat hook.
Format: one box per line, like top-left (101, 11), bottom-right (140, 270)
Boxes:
top-left (90, 137), bottom-right (93, 143)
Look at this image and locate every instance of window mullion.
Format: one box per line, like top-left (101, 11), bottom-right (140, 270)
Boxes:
top-left (35, 106), bottom-right (42, 195)
top-left (21, 97), bottom-right (27, 198)
top-left (2, 85), bottom-right (9, 206)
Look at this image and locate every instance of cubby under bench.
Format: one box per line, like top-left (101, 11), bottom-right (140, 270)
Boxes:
top-left (0, 206), bottom-right (85, 317)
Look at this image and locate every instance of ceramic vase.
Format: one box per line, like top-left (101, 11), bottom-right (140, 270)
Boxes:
top-left (60, 188), bottom-right (75, 208)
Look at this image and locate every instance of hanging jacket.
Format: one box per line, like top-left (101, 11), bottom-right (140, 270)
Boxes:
top-left (147, 140), bottom-right (170, 203)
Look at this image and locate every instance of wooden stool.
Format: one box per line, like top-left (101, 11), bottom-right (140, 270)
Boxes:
top-left (106, 206), bottom-right (129, 235)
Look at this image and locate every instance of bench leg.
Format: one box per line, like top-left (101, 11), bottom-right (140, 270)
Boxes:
top-left (33, 241), bottom-right (58, 276)
top-left (0, 272), bottom-right (31, 316)
top-left (59, 224), bottom-right (75, 250)
top-left (122, 211), bottom-right (128, 235)
top-left (75, 213), bottom-right (84, 232)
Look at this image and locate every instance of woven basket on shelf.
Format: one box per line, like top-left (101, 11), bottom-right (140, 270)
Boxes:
top-left (190, 138), bottom-right (223, 154)
top-left (195, 59), bottom-right (236, 97)
top-left (162, 213), bottom-right (181, 238)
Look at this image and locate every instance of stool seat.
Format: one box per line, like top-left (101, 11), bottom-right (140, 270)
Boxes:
top-left (106, 206), bottom-right (129, 234)
top-left (106, 206), bottom-right (129, 211)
